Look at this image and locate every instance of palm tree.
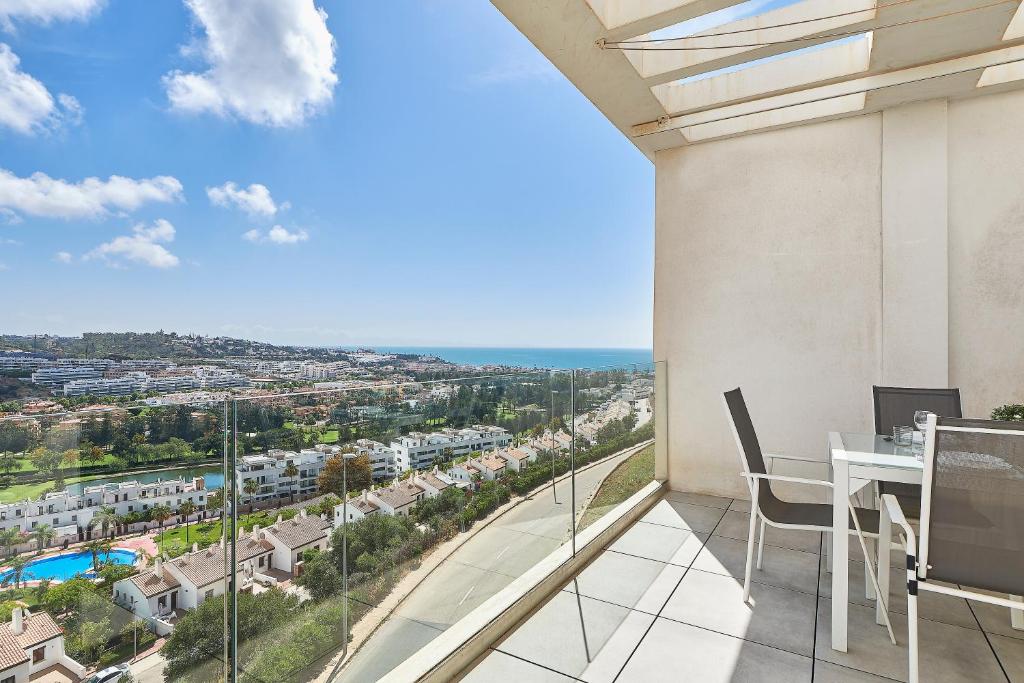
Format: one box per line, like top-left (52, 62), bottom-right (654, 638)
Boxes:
top-left (83, 539), bottom-right (112, 572)
top-left (243, 479), bottom-right (260, 513)
top-left (178, 500), bottom-right (196, 545)
top-left (7, 555), bottom-right (27, 589)
top-left (32, 524), bottom-right (55, 552)
top-left (0, 528), bottom-right (22, 559)
top-left (282, 462), bottom-right (299, 504)
top-left (150, 505), bottom-right (172, 553)
top-left (89, 506), bottom-right (117, 540)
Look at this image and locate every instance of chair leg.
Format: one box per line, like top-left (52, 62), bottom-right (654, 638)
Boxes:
top-left (1011, 595), bottom-right (1024, 631)
top-left (824, 530), bottom-right (832, 573)
top-left (865, 538), bottom-right (877, 600)
top-left (756, 519), bottom-right (766, 570)
top-left (908, 574), bottom-right (920, 682)
top-left (743, 500), bottom-right (758, 602)
top-left (876, 499), bottom-right (892, 626)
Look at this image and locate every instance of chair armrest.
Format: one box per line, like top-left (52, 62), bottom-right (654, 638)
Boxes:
top-left (764, 453), bottom-right (826, 464)
top-left (881, 493), bottom-right (916, 552)
top-left (742, 472), bottom-right (834, 488)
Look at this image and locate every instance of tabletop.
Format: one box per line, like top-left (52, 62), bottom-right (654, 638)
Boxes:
top-left (830, 431), bottom-right (924, 472)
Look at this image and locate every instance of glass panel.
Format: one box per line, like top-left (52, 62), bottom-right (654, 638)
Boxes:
top-left (573, 362), bottom-right (658, 533)
top-left (0, 399), bottom-right (230, 683)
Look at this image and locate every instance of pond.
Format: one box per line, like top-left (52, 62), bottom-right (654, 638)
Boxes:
top-left (64, 465), bottom-right (225, 495)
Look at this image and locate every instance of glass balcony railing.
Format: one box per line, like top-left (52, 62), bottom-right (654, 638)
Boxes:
top-left (0, 361), bottom-right (662, 682)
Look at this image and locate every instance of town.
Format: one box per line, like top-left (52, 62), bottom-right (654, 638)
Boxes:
top-left (0, 354), bottom-right (654, 682)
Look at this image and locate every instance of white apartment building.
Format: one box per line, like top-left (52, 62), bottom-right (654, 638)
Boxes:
top-left (30, 366), bottom-right (101, 389)
top-left (236, 445), bottom-right (334, 507)
top-left (0, 476), bottom-right (208, 542)
top-left (261, 511), bottom-right (332, 575)
top-left (353, 439), bottom-right (402, 481)
top-left (390, 425), bottom-right (511, 472)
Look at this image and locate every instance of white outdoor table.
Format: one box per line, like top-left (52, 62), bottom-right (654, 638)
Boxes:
top-left (828, 431), bottom-right (923, 652)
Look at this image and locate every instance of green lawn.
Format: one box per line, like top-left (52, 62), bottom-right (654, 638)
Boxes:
top-left (155, 508), bottom-right (299, 557)
top-left (577, 444), bottom-right (655, 531)
top-left (0, 473), bottom-right (110, 504)
top-left (319, 429), bottom-right (339, 444)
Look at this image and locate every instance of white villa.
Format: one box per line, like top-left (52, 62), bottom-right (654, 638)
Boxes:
top-left (0, 476), bottom-right (208, 545)
top-left (0, 607), bottom-right (85, 683)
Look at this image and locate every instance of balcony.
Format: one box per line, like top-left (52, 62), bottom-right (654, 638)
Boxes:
top-left (447, 490), bottom-right (1021, 682)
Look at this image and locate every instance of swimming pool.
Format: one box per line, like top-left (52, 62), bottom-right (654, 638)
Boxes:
top-left (1, 548), bottom-right (136, 583)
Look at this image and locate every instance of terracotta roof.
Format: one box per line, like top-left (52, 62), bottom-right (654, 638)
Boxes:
top-left (502, 448), bottom-right (533, 462)
top-left (129, 568), bottom-right (180, 598)
top-left (349, 497), bottom-right (379, 514)
top-left (417, 471), bottom-right (451, 491)
top-left (266, 515), bottom-right (330, 550)
top-left (12, 610), bottom-right (62, 649)
top-left (0, 628), bottom-right (27, 672)
top-left (479, 454), bottom-right (506, 471)
top-left (373, 481), bottom-right (423, 510)
top-left (168, 537), bottom-right (272, 588)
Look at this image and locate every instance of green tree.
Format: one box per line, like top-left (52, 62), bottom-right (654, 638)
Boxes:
top-left (29, 447), bottom-right (66, 489)
top-left (282, 462), bottom-right (299, 504)
top-left (5, 556), bottom-right (27, 589)
top-left (295, 552), bottom-right (342, 601)
top-left (178, 500), bottom-right (197, 545)
top-left (0, 528), bottom-right (23, 558)
top-left (150, 504), bottom-right (172, 552)
top-left (206, 489), bottom-right (224, 519)
top-left (31, 523), bottom-right (55, 551)
top-left (243, 478), bottom-right (260, 513)
top-left (89, 506), bottom-right (117, 540)
top-left (83, 539), bottom-right (112, 572)
top-left (0, 451), bottom-right (22, 477)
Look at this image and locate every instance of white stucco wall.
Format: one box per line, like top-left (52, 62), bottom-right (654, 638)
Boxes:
top-left (655, 93), bottom-right (1024, 498)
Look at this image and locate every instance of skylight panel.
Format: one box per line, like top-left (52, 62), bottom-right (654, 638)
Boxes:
top-left (648, 0), bottom-right (805, 41)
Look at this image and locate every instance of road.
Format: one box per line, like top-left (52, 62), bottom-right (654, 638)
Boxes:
top-left (338, 445), bottom-right (643, 683)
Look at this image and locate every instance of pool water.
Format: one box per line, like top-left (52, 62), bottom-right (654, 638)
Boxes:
top-left (1, 548), bottom-right (136, 583)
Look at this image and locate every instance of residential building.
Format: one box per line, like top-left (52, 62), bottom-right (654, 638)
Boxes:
top-left (0, 476), bottom-right (207, 542)
top-left (30, 366), bottom-right (101, 389)
top-left (446, 460), bottom-right (481, 484)
top-left (236, 446), bottom-right (333, 507)
top-left (354, 439), bottom-right (401, 481)
top-left (333, 490), bottom-right (380, 525)
top-left (473, 453), bottom-right (508, 481)
top-left (390, 425), bottom-right (511, 472)
top-left (0, 607), bottom-right (85, 683)
top-left (498, 446), bottom-right (537, 472)
top-left (412, 468), bottom-right (456, 496)
top-left (262, 510), bottom-right (332, 575)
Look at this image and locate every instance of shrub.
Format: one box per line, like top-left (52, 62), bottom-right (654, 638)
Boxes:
top-left (992, 404), bottom-right (1024, 421)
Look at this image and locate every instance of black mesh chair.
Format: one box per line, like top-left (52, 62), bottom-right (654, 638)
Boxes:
top-left (724, 388), bottom-right (890, 636)
top-left (883, 415), bottom-right (1024, 682)
top-left (872, 386), bottom-right (962, 518)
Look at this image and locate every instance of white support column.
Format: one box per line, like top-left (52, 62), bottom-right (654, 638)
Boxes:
top-left (880, 100), bottom-right (949, 387)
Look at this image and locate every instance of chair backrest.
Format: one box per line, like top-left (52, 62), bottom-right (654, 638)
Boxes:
top-left (872, 386), bottom-right (961, 436)
top-left (723, 388), bottom-right (776, 508)
top-left (918, 415), bottom-right (1024, 595)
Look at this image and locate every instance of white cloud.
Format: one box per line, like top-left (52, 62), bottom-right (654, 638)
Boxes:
top-left (0, 44), bottom-right (83, 135)
top-left (163, 0), bottom-right (338, 127)
top-left (85, 219), bottom-right (180, 268)
top-left (0, 168), bottom-right (183, 219)
top-left (470, 53), bottom-right (559, 87)
top-left (207, 181), bottom-right (279, 217)
top-left (54, 250), bottom-right (72, 263)
top-left (0, 0), bottom-right (104, 31)
top-left (243, 224), bottom-right (308, 244)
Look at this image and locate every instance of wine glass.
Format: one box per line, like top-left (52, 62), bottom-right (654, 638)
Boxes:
top-left (914, 410), bottom-right (930, 437)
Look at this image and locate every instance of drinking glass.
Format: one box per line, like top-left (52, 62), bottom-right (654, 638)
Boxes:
top-left (914, 410), bottom-right (930, 434)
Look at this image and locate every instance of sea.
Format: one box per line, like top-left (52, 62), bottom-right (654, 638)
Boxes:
top-left (370, 347), bottom-right (653, 370)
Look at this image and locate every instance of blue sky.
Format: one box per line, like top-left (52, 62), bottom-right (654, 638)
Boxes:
top-left (0, 1), bottom-right (653, 349)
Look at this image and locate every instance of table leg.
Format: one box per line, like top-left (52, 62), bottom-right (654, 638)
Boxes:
top-left (876, 497), bottom-right (892, 626)
top-left (832, 458), bottom-right (849, 652)
top-left (1011, 595), bottom-right (1024, 631)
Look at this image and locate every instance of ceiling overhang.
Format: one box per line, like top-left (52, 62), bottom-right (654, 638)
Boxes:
top-left (490, 0), bottom-right (1024, 158)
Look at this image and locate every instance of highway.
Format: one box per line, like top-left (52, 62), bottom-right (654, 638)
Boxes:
top-left (338, 445), bottom-right (644, 682)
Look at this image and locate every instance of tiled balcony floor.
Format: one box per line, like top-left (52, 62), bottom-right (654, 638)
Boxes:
top-left (463, 492), bottom-right (1024, 682)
